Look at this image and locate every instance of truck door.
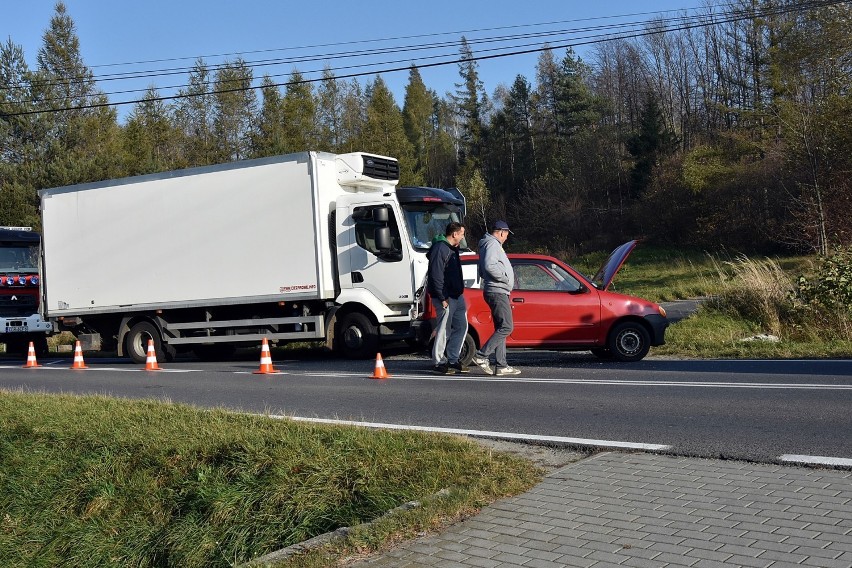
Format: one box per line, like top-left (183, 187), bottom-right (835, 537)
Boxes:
top-left (344, 204), bottom-right (413, 307)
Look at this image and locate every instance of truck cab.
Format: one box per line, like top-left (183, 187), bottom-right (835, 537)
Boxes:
top-left (0, 227), bottom-right (51, 356)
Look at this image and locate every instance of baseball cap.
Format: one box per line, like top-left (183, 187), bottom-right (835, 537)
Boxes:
top-left (493, 220), bottom-right (514, 234)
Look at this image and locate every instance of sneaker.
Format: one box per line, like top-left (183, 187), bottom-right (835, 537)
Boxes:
top-left (450, 362), bottom-right (469, 374)
top-left (495, 366), bottom-right (521, 376)
top-left (471, 355), bottom-right (493, 375)
top-left (432, 363), bottom-right (453, 375)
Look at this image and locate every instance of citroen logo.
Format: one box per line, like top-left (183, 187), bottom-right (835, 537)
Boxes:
top-left (11, 295), bottom-right (17, 301)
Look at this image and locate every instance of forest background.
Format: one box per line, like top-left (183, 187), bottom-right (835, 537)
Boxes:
top-left (1, 0), bottom-right (850, 258)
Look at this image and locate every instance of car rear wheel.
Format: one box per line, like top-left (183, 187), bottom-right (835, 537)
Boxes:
top-left (459, 333), bottom-right (476, 367)
top-left (607, 321), bottom-right (651, 362)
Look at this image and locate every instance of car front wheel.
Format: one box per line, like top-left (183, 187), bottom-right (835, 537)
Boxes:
top-left (607, 321), bottom-right (651, 362)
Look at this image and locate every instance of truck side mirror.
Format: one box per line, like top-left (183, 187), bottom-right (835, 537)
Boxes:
top-left (373, 207), bottom-right (389, 223)
top-left (374, 227), bottom-right (402, 262)
top-left (375, 226), bottom-right (392, 251)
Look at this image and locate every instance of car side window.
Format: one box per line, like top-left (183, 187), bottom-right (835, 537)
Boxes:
top-left (512, 262), bottom-right (584, 292)
top-left (513, 263), bottom-right (558, 291)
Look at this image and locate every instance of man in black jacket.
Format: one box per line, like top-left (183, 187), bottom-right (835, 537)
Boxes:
top-left (426, 222), bottom-right (468, 374)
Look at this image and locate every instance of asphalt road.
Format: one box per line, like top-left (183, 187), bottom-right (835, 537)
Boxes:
top-left (2, 347), bottom-right (850, 466)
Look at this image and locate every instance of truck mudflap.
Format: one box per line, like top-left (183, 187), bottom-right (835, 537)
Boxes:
top-left (1, 314), bottom-right (53, 335)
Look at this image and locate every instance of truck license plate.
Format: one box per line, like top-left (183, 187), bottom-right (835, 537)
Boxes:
top-left (6, 323), bottom-right (28, 332)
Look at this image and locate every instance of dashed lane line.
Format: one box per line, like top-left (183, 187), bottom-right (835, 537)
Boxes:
top-left (780, 454), bottom-right (852, 467)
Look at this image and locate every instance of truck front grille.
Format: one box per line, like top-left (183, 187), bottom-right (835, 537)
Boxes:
top-left (0, 293), bottom-right (37, 317)
top-left (361, 155), bottom-right (399, 181)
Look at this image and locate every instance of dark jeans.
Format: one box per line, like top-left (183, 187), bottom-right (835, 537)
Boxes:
top-left (477, 291), bottom-right (513, 367)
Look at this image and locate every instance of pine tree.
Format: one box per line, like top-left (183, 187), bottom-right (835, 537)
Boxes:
top-left (251, 75), bottom-right (287, 158)
top-left (212, 58), bottom-right (256, 162)
top-left (34, 1), bottom-right (120, 188)
top-left (174, 59), bottom-right (215, 166)
top-left (316, 67), bottom-right (343, 152)
top-left (357, 77), bottom-right (415, 184)
top-left (122, 87), bottom-right (180, 174)
top-left (281, 71), bottom-right (317, 154)
top-left (402, 65), bottom-right (433, 184)
top-left (627, 93), bottom-right (678, 199)
top-left (454, 37), bottom-right (486, 168)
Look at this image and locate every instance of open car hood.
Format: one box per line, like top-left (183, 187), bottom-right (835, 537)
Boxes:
top-left (591, 240), bottom-right (637, 291)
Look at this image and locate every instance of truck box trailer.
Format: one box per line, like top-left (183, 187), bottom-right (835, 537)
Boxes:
top-left (39, 151), bottom-right (464, 363)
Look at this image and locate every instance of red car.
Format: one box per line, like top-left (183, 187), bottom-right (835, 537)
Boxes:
top-left (419, 240), bottom-right (668, 364)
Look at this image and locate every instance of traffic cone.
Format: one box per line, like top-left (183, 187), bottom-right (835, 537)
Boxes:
top-left (253, 338), bottom-right (279, 374)
top-left (144, 339), bottom-right (162, 371)
top-left (22, 341), bottom-right (40, 368)
top-left (70, 341), bottom-right (88, 369)
top-left (371, 352), bottom-right (390, 379)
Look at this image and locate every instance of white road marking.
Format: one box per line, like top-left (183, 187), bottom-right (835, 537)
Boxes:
top-left (780, 454), bottom-right (852, 467)
top-left (3, 365), bottom-right (197, 373)
top-left (267, 414), bottom-right (670, 451)
top-left (276, 371), bottom-right (852, 390)
top-left (9, 364), bottom-right (852, 389)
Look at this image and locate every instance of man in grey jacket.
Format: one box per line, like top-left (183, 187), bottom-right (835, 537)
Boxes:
top-left (472, 220), bottom-right (521, 376)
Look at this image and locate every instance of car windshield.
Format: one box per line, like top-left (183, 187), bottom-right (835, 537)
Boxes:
top-left (402, 204), bottom-right (467, 251)
top-left (0, 244), bottom-right (38, 273)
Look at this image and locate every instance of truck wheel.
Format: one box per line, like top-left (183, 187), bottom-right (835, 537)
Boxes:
top-left (125, 321), bottom-right (175, 364)
top-left (607, 321), bottom-right (651, 362)
top-left (337, 312), bottom-right (379, 359)
top-left (34, 335), bottom-right (49, 357)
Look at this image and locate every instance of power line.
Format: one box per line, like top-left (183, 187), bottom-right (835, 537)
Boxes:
top-left (1, 0), bottom-right (843, 118)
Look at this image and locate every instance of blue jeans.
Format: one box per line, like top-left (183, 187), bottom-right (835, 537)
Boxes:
top-left (477, 291), bottom-right (513, 368)
top-left (432, 296), bottom-right (468, 365)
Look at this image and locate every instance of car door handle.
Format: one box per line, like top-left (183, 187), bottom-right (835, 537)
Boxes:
top-left (512, 298), bottom-right (524, 303)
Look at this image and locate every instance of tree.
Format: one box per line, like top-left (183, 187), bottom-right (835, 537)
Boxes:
top-left (454, 37), bottom-right (486, 168)
top-left (212, 58), bottom-right (256, 162)
top-left (122, 87), bottom-right (180, 174)
top-left (356, 76), bottom-right (415, 184)
top-left (280, 71), bottom-right (317, 153)
top-left (627, 93), bottom-right (678, 199)
top-left (402, 66), bottom-right (433, 185)
top-left (316, 67), bottom-right (343, 151)
top-left (251, 75), bottom-right (287, 158)
top-left (34, 1), bottom-right (121, 188)
top-left (174, 59), bottom-right (215, 166)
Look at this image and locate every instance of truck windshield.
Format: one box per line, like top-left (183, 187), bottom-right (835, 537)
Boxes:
top-left (0, 244), bottom-right (39, 273)
top-left (402, 205), bottom-right (467, 251)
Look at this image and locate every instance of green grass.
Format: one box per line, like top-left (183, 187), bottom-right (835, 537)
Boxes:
top-left (579, 245), bottom-right (852, 359)
top-left (0, 391), bottom-right (541, 567)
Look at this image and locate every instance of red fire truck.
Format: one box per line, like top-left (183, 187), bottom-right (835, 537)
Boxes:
top-left (0, 227), bottom-right (51, 356)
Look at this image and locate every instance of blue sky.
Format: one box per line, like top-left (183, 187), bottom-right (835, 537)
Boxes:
top-left (4, 1), bottom-right (700, 121)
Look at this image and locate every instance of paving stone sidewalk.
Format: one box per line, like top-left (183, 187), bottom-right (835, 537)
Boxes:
top-left (348, 452), bottom-right (852, 567)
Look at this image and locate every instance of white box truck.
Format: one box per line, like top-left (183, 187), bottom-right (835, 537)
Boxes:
top-left (39, 151), bottom-right (465, 363)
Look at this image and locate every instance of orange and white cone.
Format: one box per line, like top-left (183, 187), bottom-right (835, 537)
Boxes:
top-left (253, 338), bottom-right (279, 374)
top-left (371, 352), bottom-right (390, 379)
top-left (144, 339), bottom-right (162, 371)
top-left (70, 341), bottom-right (88, 369)
top-left (22, 341), bottom-right (40, 368)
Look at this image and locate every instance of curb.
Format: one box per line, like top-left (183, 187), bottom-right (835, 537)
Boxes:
top-left (239, 489), bottom-right (450, 567)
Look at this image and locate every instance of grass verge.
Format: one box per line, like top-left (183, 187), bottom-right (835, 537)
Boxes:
top-left (0, 391), bottom-right (542, 567)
